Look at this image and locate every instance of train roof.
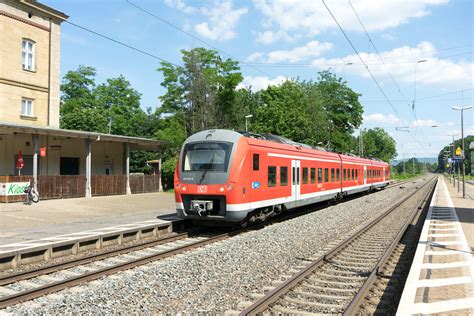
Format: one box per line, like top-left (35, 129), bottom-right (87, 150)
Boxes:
top-left (184, 129), bottom-right (388, 166)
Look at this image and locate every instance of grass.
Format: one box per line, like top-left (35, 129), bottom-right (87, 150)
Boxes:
top-left (391, 172), bottom-right (423, 180)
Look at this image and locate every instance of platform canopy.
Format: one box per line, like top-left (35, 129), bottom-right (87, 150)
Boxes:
top-left (0, 122), bottom-right (165, 150)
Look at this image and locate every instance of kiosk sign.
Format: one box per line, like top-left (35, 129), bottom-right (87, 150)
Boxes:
top-left (0, 182), bottom-right (30, 196)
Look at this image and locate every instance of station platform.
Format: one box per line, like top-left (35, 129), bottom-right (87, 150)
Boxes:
top-left (0, 193), bottom-right (181, 269)
top-left (397, 176), bottom-right (474, 315)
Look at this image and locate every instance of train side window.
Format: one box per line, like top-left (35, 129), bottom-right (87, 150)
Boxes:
top-left (331, 168), bottom-right (335, 182)
top-left (343, 169), bottom-right (346, 181)
top-left (336, 168), bottom-right (340, 181)
top-left (324, 168), bottom-right (329, 182)
top-left (356, 169), bottom-right (359, 179)
top-left (310, 168), bottom-right (316, 184)
top-left (302, 167), bottom-right (308, 184)
top-left (268, 166), bottom-right (276, 187)
top-left (318, 168), bottom-right (323, 182)
top-left (280, 166), bottom-right (288, 186)
top-left (253, 154), bottom-right (259, 171)
top-left (352, 169), bottom-right (355, 180)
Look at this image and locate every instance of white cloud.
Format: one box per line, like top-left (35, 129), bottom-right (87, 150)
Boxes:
top-left (251, 40), bottom-right (333, 63)
top-left (411, 119), bottom-right (438, 127)
top-left (164, 0), bottom-right (197, 14)
top-left (246, 52), bottom-right (264, 62)
top-left (253, 0), bottom-right (448, 43)
top-left (311, 41), bottom-right (474, 88)
top-left (195, 1), bottom-right (248, 41)
top-left (255, 30), bottom-right (294, 44)
top-left (363, 113), bottom-right (401, 125)
top-left (238, 75), bottom-right (288, 92)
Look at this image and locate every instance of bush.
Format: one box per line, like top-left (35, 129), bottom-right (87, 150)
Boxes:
top-left (161, 156), bottom-right (178, 191)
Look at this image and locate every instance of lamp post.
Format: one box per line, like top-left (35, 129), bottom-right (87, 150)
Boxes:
top-left (358, 127), bottom-right (365, 156)
top-left (452, 105), bottom-right (473, 198)
top-left (245, 114), bottom-right (253, 132)
top-left (413, 59), bottom-right (427, 112)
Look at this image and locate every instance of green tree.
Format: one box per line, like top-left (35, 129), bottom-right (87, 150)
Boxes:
top-left (252, 80), bottom-right (316, 145)
top-left (60, 66), bottom-right (160, 173)
top-left (360, 128), bottom-right (397, 162)
top-left (316, 71), bottom-right (363, 152)
top-left (437, 135), bottom-right (473, 174)
top-left (158, 47), bottom-right (243, 135)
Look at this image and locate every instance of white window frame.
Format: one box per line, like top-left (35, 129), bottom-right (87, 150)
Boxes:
top-left (22, 39), bottom-right (35, 71)
top-left (21, 98), bottom-right (34, 117)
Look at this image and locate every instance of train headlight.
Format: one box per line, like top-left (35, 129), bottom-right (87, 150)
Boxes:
top-left (226, 184), bottom-right (233, 191)
top-left (182, 186), bottom-right (187, 191)
top-left (219, 186), bottom-right (225, 192)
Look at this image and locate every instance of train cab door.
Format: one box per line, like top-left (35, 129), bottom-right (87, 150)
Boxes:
top-left (363, 166), bottom-right (367, 185)
top-left (291, 160), bottom-right (301, 205)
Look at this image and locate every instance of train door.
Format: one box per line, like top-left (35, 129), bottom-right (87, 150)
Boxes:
top-left (291, 160), bottom-right (300, 204)
top-left (363, 166), bottom-right (367, 185)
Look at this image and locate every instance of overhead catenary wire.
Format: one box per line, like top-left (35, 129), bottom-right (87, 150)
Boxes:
top-left (348, 0), bottom-right (416, 122)
top-left (64, 20), bottom-right (180, 67)
top-left (321, 0), bottom-right (428, 152)
top-left (245, 51), bottom-right (473, 68)
top-left (125, 0), bottom-right (273, 77)
top-left (361, 87), bottom-right (474, 102)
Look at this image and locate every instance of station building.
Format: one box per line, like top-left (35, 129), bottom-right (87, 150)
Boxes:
top-left (0, 0), bottom-right (163, 202)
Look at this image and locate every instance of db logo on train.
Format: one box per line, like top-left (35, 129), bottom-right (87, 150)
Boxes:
top-left (197, 185), bottom-right (208, 193)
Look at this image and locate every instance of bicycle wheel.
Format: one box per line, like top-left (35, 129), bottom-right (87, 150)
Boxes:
top-left (31, 190), bottom-right (39, 203)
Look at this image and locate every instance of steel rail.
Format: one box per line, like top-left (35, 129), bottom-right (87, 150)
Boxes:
top-left (239, 177), bottom-right (435, 315)
top-left (0, 231), bottom-right (234, 308)
top-left (343, 178), bottom-right (436, 315)
top-left (0, 232), bottom-right (192, 286)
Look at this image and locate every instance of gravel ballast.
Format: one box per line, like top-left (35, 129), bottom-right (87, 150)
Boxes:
top-left (3, 178), bottom-right (429, 314)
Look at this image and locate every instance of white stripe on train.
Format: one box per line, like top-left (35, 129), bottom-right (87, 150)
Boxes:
top-left (176, 181), bottom-right (389, 212)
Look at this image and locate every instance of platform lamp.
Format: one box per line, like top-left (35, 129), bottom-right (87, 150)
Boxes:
top-left (245, 114), bottom-right (253, 132)
top-left (452, 105), bottom-right (472, 198)
top-left (413, 59), bottom-right (427, 112)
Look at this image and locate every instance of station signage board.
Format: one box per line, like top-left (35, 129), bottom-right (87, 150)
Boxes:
top-left (0, 182), bottom-right (30, 196)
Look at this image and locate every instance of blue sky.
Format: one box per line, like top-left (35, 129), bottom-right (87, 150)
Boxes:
top-left (43, 0), bottom-right (473, 158)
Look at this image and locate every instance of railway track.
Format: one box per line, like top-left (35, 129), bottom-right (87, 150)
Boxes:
top-left (344, 191), bottom-right (431, 315)
top-left (239, 177), bottom-right (436, 315)
top-left (0, 177), bottom-right (424, 310)
top-left (0, 231), bottom-right (230, 308)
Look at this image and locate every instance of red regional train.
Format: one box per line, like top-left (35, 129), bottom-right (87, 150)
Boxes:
top-left (174, 129), bottom-right (389, 224)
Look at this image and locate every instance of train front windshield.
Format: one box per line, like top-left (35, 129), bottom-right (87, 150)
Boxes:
top-left (182, 142), bottom-right (233, 172)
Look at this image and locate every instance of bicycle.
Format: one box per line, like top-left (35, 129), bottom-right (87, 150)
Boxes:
top-left (24, 184), bottom-right (39, 205)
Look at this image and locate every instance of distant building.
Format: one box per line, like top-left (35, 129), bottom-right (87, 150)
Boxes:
top-left (0, 0), bottom-right (163, 202)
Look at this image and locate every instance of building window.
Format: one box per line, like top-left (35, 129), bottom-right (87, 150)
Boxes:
top-left (268, 166), bottom-right (276, 187)
top-left (310, 168), bottom-right (316, 184)
top-left (22, 39), bottom-right (35, 71)
top-left (21, 98), bottom-right (34, 117)
top-left (60, 157), bottom-right (80, 175)
top-left (280, 166), bottom-right (288, 186)
top-left (302, 167), bottom-right (308, 184)
top-left (253, 154), bottom-right (259, 171)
